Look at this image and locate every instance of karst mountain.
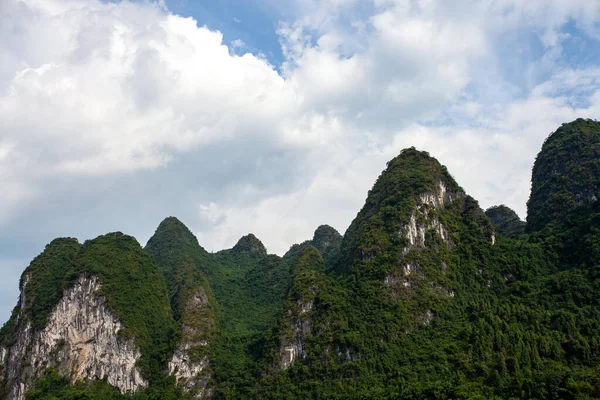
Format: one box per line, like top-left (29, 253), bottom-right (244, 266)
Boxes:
top-left (2, 118), bottom-right (600, 399)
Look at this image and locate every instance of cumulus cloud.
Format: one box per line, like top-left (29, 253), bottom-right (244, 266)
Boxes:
top-left (0, 0), bottom-right (599, 323)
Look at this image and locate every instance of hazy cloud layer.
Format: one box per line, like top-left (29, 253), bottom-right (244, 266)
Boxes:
top-left (0, 0), bottom-right (599, 322)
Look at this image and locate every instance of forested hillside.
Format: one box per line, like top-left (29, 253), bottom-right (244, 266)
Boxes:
top-left (1, 118), bottom-right (600, 399)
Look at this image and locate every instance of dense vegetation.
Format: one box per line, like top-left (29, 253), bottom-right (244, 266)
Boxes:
top-left (283, 225), bottom-right (342, 269)
top-left (485, 205), bottom-right (526, 238)
top-left (202, 235), bottom-right (292, 397)
top-left (0, 233), bottom-right (181, 398)
top-left (527, 118), bottom-right (600, 233)
top-left (2, 118), bottom-right (600, 399)
top-left (0, 238), bottom-right (80, 345)
top-left (145, 216), bottom-right (217, 351)
top-left (69, 233), bottom-right (176, 382)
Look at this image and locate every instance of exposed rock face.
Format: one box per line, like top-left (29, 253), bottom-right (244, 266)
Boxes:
top-left (402, 179), bottom-right (459, 252)
top-left (168, 287), bottom-right (213, 398)
top-left (383, 180), bottom-right (465, 312)
top-left (1, 275), bottom-right (146, 400)
top-left (276, 247), bottom-right (325, 371)
top-left (279, 298), bottom-right (314, 370)
top-left (385, 180), bottom-right (460, 288)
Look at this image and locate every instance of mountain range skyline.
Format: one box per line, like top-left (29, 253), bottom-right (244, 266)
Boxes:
top-left (1, 0), bottom-right (599, 329)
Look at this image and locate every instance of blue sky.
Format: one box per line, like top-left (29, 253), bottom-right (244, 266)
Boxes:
top-left (0, 0), bottom-right (599, 325)
top-left (163, 0), bottom-right (287, 64)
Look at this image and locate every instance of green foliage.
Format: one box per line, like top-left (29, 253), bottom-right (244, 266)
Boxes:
top-left (257, 142), bottom-right (600, 399)
top-left (26, 368), bottom-right (193, 400)
top-left (67, 233), bottom-right (176, 382)
top-left (0, 238), bottom-right (81, 346)
top-left (335, 147), bottom-right (464, 278)
top-left (14, 120), bottom-right (600, 399)
top-left (202, 236), bottom-right (292, 397)
top-left (485, 205), bottom-right (526, 238)
top-left (527, 118), bottom-right (600, 233)
top-left (283, 225), bottom-right (342, 270)
top-left (3, 232), bottom-right (179, 397)
top-left (145, 216), bottom-right (213, 319)
top-left (145, 216), bottom-right (216, 345)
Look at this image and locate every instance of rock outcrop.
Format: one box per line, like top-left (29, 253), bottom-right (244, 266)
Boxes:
top-left (167, 286), bottom-right (213, 398)
top-left (1, 275), bottom-right (146, 400)
top-left (145, 217), bottom-right (216, 398)
top-left (277, 246), bottom-right (324, 371)
top-left (279, 297), bottom-right (314, 370)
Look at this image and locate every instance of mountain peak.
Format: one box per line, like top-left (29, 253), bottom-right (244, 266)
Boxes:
top-left (311, 225), bottom-right (342, 258)
top-left (485, 205), bottom-right (525, 238)
top-left (146, 216), bottom-right (206, 254)
top-left (153, 216), bottom-right (194, 238)
top-left (233, 234), bottom-right (267, 256)
top-left (527, 118), bottom-right (600, 233)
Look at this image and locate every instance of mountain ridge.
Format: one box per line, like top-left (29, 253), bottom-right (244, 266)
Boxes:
top-left (2, 118), bottom-right (600, 399)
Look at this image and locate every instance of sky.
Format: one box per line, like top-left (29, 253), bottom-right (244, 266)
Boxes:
top-left (0, 0), bottom-right (599, 324)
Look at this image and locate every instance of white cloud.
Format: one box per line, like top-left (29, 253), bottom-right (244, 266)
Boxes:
top-left (1, 0), bottom-right (600, 323)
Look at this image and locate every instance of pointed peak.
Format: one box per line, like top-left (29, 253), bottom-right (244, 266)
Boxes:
top-left (146, 216), bottom-right (206, 253)
top-left (291, 245), bottom-right (324, 273)
top-left (313, 225), bottom-right (341, 240)
top-left (312, 225), bottom-right (342, 255)
top-left (485, 205), bottom-right (525, 239)
top-left (527, 119), bottom-right (600, 232)
top-left (156, 216), bottom-right (191, 233)
top-left (382, 147), bottom-right (462, 195)
top-left (233, 234), bottom-right (267, 256)
top-left (485, 205), bottom-right (522, 222)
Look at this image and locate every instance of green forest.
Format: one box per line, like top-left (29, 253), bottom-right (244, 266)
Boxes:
top-left (1, 118), bottom-right (600, 399)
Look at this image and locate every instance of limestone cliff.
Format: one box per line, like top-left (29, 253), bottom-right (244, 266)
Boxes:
top-left (167, 285), bottom-right (213, 398)
top-left (277, 247), bottom-right (323, 370)
top-left (0, 275), bottom-right (146, 400)
top-left (145, 217), bottom-right (216, 397)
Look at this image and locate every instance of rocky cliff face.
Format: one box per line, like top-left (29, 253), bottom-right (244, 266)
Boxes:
top-left (276, 246), bottom-right (325, 371)
top-left (144, 217), bottom-right (216, 398)
top-left (382, 179), bottom-right (463, 318)
top-left (168, 286), bottom-right (213, 398)
top-left (1, 275), bottom-right (146, 400)
top-left (278, 297), bottom-right (314, 370)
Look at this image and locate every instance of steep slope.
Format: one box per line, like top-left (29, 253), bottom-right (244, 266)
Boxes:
top-left (0, 239), bottom-right (82, 399)
top-left (276, 247), bottom-right (326, 370)
top-left (283, 225), bottom-right (342, 268)
top-left (527, 118), bottom-right (600, 233)
top-left (526, 119), bottom-right (600, 267)
top-left (485, 205), bottom-right (526, 238)
top-left (271, 246), bottom-right (349, 373)
top-left (145, 217), bottom-right (216, 398)
top-left (0, 233), bottom-right (176, 400)
top-left (261, 139), bottom-right (600, 399)
top-left (3, 120), bottom-right (600, 399)
top-left (258, 148), bottom-right (504, 398)
top-left (202, 234), bottom-right (291, 397)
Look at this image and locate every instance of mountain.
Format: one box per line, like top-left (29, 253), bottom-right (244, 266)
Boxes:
top-left (261, 147), bottom-right (502, 398)
top-left (2, 119), bottom-right (600, 399)
top-left (485, 205), bottom-right (526, 238)
top-left (145, 217), bottom-right (216, 398)
top-left (199, 234), bottom-right (291, 397)
top-left (283, 224), bottom-right (342, 268)
top-left (527, 118), bottom-right (600, 234)
top-left (0, 233), bottom-right (176, 400)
